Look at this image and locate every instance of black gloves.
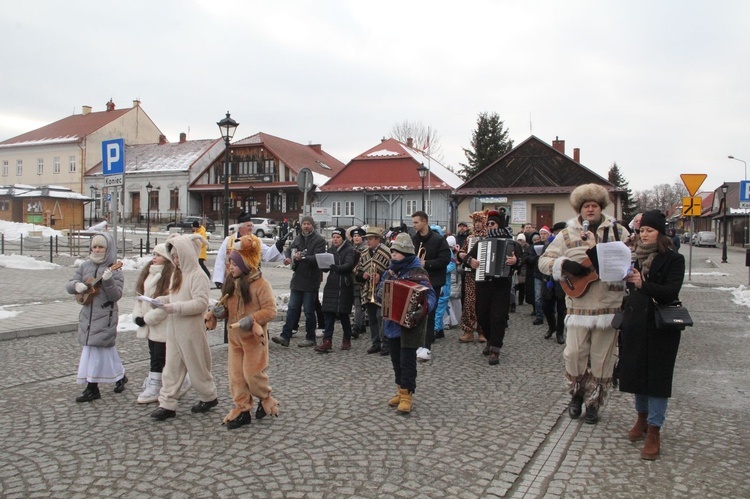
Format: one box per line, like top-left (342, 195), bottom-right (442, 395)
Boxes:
top-left (215, 282), bottom-right (223, 290)
top-left (407, 304), bottom-right (424, 324)
top-left (275, 238), bottom-right (285, 253)
top-left (562, 259), bottom-right (587, 276)
top-left (134, 317), bottom-right (146, 327)
top-left (329, 264), bottom-right (339, 273)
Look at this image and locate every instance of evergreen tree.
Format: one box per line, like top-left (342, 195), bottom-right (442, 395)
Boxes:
top-left (607, 162), bottom-right (637, 223)
top-left (459, 112), bottom-right (513, 180)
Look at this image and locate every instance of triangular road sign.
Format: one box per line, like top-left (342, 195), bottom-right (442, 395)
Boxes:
top-left (680, 174), bottom-right (707, 197)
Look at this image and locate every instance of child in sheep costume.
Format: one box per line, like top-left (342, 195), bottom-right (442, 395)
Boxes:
top-left (205, 234), bottom-right (279, 429)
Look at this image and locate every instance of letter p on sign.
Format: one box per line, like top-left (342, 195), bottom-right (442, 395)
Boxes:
top-left (101, 138), bottom-right (125, 175)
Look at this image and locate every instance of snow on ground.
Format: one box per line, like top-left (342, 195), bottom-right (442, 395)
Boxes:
top-left (0, 306), bottom-right (21, 320)
top-left (730, 285), bottom-right (750, 309)
top-left (0, 220), bottom-right (62, 240)
top-left (0, 254), bottom-right (60, 269)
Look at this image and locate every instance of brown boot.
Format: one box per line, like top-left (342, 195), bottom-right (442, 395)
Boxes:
top-left (458, 331), bottom-right (474, 343)
top-left (477, 334), bottom-right (487, 343)
top-left (640, 425), bottom-right (661, 460)
top-left (397, 390), bottom-right (413, 414)
top-left (628, 413), bottom-right (648, 442)
top-left (388, 386), bottom-right (405, 407)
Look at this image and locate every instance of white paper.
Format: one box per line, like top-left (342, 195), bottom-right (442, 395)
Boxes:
top-left (137, 294), bottom-right (164, 308)
top-left (533, 245), bottom-right (544, 256)
top-left (315, 252), bottom-right (335, 269)
top-left (595, 241), bottom-right (633, 281)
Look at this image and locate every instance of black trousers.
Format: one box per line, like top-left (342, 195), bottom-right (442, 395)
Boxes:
top-left (148, 339), bottom-right (167, 373)
top-left (542, 295), bottom-right (567, 334)
top-left (475, 278), bottom-right (512, 349)
top-left (388, 337), bottom-right (417, 392)
top-left (198, 258), bottom-right (210, 278)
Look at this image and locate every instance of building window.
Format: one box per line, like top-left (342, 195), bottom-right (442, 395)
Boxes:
top-left (16, 160), bottom-right (22, 176)
top-left (69, 156), bottom-right (76, 173)
top-left (212, 196), bottom-right (222, 212)
top-left (37, 158), bottom-right (44, 175)
top-left (0, 200), bottom-right (8, 210)
top-left (169, 189), bottom-right (179, 211)
top-left (2, 161), bottom-right (8, 177)
top-left (405, 200), bottom-right (417, 216)
top-left (426, 199), bottom-right (432, 217)
top-left (149, 190), bottom-right (159, 212)
top-left (53, 157), bottom-right (60, 174)
top-left (265, 159), bottom-right (275, 174)
top-left (332, 201), bottom-right (341, 217)
top-left (345, 201), bottom-right (355, 217)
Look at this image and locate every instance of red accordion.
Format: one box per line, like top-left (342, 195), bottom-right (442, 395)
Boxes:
top-left (382, 279), bottom-right (429, 328)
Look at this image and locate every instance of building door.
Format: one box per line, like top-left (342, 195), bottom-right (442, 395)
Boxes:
top-left (131, 192), bottom-right (141, 222)
top-left (535, 204), bottom-right (554, 231)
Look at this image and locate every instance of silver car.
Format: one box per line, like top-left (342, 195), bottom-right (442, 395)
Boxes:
top-left (693, 231), bottom-right (717, 247)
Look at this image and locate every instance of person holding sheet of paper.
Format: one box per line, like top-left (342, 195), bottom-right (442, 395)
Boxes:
top-left (538, 183), bottom-right (629, 426)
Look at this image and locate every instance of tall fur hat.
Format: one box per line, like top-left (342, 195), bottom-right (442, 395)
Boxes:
top-left (570, 183), bottom-right (610, 212)
top-left (231, 234), bottom-right (262, 272)
top-left (469, 210), bottom-right (488, 224)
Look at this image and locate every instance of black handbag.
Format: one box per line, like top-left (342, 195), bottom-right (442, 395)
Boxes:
top-left (654, 300), bottom-right (693, 331)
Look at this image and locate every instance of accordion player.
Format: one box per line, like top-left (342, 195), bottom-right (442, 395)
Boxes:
top-left (472, 238), bottom-right (517, 281)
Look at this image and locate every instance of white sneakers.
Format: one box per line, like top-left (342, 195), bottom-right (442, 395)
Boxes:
top-left (315, 329), bottom-right (325, 338)
top-left (137, 372), bottom-right (162, 404)
top-left (417, 347), bottom-right (432, 362)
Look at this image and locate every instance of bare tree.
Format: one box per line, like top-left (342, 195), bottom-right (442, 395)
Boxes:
top-left (634, 182), bottom-right (687, 213)
top-left (390, 120), bottom-right (444, 163)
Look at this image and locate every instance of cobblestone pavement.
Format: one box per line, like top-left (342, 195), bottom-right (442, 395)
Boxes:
top-left (0, 246), bottom-right (749, 497)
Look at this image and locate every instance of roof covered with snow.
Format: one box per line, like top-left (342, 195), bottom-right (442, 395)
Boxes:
top-left (12, 185), bottom-right (91, 200)
top-left (85, 138), bottom-right (223, 175)
top-left (320, 138), bottom-right (462, 192)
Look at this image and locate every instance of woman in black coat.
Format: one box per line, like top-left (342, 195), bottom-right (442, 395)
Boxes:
top-left (316, 228), bottom-right (356, 353)
top-left (620, 210), bottom-right (685, 461)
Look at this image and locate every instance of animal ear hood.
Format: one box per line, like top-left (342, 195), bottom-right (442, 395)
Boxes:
top-left (233, 234), bottom-right (261, 271)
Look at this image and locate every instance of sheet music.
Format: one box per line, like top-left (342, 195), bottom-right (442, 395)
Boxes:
top-left (595, 241), bottom-right (632, 281)
top-left (315, 253), bottom-right (335, 269)
top-left (533, 245), bottom-right (544, 256)
top-left (137, 294), bottom-right (164, 308)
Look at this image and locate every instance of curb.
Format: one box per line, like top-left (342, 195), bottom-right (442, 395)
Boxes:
top-left (0, 322), bottom-right (78, 342)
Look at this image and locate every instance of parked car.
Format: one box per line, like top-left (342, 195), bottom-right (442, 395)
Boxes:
top-left (682, 232), bottom-right (693, 243)
top-left (693, 231), bottom-right (717, 247)
top-left (227, 218), bottom-right (278, 238)
top-left (166, 216), bottom-right (216, 233)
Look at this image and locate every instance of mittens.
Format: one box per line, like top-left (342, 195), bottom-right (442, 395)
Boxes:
top-left (75, 282), bottom-right (88, 293)
top-left (162, 303), bottom-right (175, 314)
top-left (102, 269), bottom-right (113, 281)
top-left (239, 316), bottom-right (255, 331)
top-left (213, 304), bottom-right (226, 317)
top-left (134, 317), bottom-right (146, 327)
top-left (562, 259), bottom-right (587, 276)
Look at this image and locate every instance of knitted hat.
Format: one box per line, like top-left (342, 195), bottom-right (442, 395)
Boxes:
top-left (364, 226), bottom-right (383, 239)
top-left (570, 183), bottom-right (610, 212)
top-left (331, 227), bottom-right (346, 238)
top-left (91, 234), bottom-right (108, 248)
top-left (539, 225), bottom-right (551, 235)
top-left (639, 210), bottom-right (666, 235)
top-left (390, 233), bottom-right (415, 255)
top-left (229, 234), bottom-right (262, 273)
top-left (153, 243), bottom-right (173, 263)
top-left (350, 227), bottom-right (366, 237)
top-left (301, 215), bottom-right (315, 226)
top-left (192, 220), bottom-right (200, 228)
top-left (517, 233), bottom-right (526, 241)
top-left (486, 210), bottom-right (504, 227)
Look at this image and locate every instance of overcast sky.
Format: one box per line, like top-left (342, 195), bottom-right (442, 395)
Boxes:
top-left (1, 0), bottom-right (748, 193)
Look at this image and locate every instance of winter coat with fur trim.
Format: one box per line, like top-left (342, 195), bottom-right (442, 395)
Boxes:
top-left (132, 264), bottom-right (170, 343)
top-left (538, 215), bottom-right (629, 329)
top-left (161, 234), bottom-right (210, 334)
top-left (66, 231), bottom-right (123, 348)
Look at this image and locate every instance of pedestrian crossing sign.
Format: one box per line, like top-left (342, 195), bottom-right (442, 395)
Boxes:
top-left (682, 196), bottom-right (701, 216)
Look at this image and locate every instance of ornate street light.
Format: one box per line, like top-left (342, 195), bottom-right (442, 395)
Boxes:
top-left (721, 182), bottom-right (728, 263)
top-left (89, 186), bottom-right (98, 226)
top-left (146, 182), bottom-right (153, 253)
top-left (217, 112), bottom-right (239, 237)
top-left (417, 163), bottom-right (429, 212)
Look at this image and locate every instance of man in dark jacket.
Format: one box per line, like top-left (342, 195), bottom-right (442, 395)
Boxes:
top-left (411, 211), bottom-right (451, 361)
top-left (272, 216), bottom-right (327, 347)
top-left (315, 227), bottom-right (356, 353)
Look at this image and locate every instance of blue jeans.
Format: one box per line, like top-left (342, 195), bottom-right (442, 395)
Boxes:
top-left (534, 277), bottom-right (544, 320)
top-left (281, 290), bottom-right (318, 341)
top-left (635, 394), bottom-right (669, 427)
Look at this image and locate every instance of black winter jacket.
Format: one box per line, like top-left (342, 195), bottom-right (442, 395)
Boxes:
top-left (412, 230), bottom-right (451, 290)
top-left (321, 240), bottom-right (356, 314)
top-left (285, 230), bottom-right (327, 292)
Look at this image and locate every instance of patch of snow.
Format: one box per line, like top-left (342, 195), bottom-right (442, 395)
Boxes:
top-left (0, 306), bottom-right (21, 320)
top-left (0, 220), bottom-right (63, 240)
top-left (0, 254), bottom-right (60, 270)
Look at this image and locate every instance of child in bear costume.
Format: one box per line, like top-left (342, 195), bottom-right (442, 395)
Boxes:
top-left (205, 234), bottom-right (279, 429)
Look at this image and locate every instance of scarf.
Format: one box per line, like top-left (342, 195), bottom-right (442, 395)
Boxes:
top-left (389, 255), bottom-right (416, 275)
top-left (487, 227), bottom-right (513, 239)
top-left (634, 242), bottom-right (658, 278)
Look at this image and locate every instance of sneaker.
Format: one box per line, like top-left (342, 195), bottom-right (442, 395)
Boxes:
top-left (137, 375), bottom-right (162, 404)
top-left (315, 329), bottom-right (325, 338)
top-left (291, 329), bottom-right (298, 336)
top-left (297, 339), bottom-right (316, 347)
top-left (191, 398), bottom-right (219, 413)
top-left (417, 348), bottom-right (432, 362)
top-left (177, 375), bottom-right (191, 399)
top-left (272, 336), bottom-right (290, 347)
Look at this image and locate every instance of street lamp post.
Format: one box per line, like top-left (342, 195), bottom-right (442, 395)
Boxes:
top-left (217, 112), bottom-right (239, 238)
top-left (89, 186), bottom-right (97, 226)
top-left (729, 155), bottom-right (747, 246)
top-left (721, 182), bottom-right (728, 263)
top-left (146, 182), bottom-right (153, 254)
top-left (417, 163), bottom-right (429, 212)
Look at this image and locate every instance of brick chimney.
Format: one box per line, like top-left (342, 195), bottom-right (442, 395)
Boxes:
top-left (132, 99), bottom-right (141, 108)
top-left (573, 148), bottom-right (580, 163)
top-left (106, 99), bottom-right (116, 112)
top-left (179, 132), bottom-right (187, 143)
top-left (552, 136), bottom-right (565, 154)
top-left (308, 144), bottom-right (322, 154)
top-left (406, 137), bottom-right (414, 148)
top-left (82, 105), bottom-right (92, 115)
top-left (158, 134), bottom-right (167, 145)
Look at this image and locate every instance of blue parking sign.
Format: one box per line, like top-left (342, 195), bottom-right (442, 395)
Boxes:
top-left (102, 138), bottom-right (125, 175)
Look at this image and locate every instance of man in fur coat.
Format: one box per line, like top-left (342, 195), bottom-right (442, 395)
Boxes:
top-left (538, 183), bottom-right (629, 425)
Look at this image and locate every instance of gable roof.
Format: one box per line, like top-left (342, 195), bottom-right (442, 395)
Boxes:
top-left (0, 109), bottom-right (132, 148)
top-left (231, 132), bottom-right (346, 184)
top-left (455, 135), bottom-right (615, 195)
top-left (320, 138), bottom-right (463, 192)
top-left (85, 138), bottom-right (223, 176)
